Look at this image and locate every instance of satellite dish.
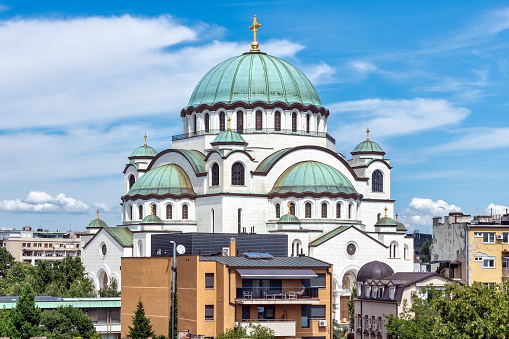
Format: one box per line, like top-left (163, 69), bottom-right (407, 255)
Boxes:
top-left (176, 244), bottom-right (186, 255)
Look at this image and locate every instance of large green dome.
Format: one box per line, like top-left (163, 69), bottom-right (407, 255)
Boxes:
top-left (187, 52), bottom-right (322, 108)
top-left (126, 164), bottom-right (195, 198)
top-left (269, 161), bottom-right (360, 198)
top-left (352, 140), bottom-right (385, 155)
top-left (129, 145), bottom-right (157, 158)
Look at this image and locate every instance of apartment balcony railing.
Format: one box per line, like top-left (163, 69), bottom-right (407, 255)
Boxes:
top-left (235, 319), bottom-right (296, 336)
top-left (172, 128), bottom-right (336, 144)
top-left (235, 287), bottom-right (319, 304)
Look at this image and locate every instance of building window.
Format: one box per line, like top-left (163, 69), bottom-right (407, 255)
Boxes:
top-left (205, 273), bottom-right (214, 289)
top-left (321, 203), bottom-right (327, 218)
top-left (274, 112), bottom-right (281, 131)
top-left (305, 203), bottom-right (312, 218)
top-left (389, 287), bottom-right (395, 300)
top-left (212, 163), bottom-right (219, 186)
top-left (292, 239), bottom-right (302, 256)
top-left (372, 170), bottom-right (383, 192)
top-left (292, 112), bottom-right (297, 132)
top-left (205, 305), bottom-right (214, 320)
top-left (378, 287), bottom-right (384, 298)
top-left (182, 205), bottom-right (188, 220)
top-left (237, 111), bottom-right (243, 133)
top-left (366, 315), bottom-right (371, 330)
top-left (474, 256), bottom-right (483, 262)
top-left (193, 114), bottom-right (197, 135)
top-left (390, 242), bottom-right (398, 258)
top-left (404, 245), bottom-right (408, 259)
top-left (204, 113), bottom-right (210, 133)
top-left (129, 175), bottom-right (135, 189)
top-left (256, 111), bottom-right (262, 130)
top-left (301, 305), bottom-right (326, 328)
top-left (150, 204), bottom-right (157, 216)
top-left (220, 112), bottom-right (225, 131)
top-left (377, 213), bottom-right (381, 221)
top-left (258, 305), bottom-right (275, 320)
top-left (139, 205), bottom-right (143, 220)
top-left (289, 203), bottom-right (295, 215)
top-left (474, 232), bottom-right (483, 237)
top-left (275, 203), bottom-right (280, 219)
top-left (348, 203), bottom-right (353, 219)
top-left (128, 205), bottom-right (133, 220)
top-left (504, 233), bottom-right (509, 243)
top-left (232, 162), bottom-right (245, 185)
top-left (238, 209), bottom-right (242, 233)
top-left (483, 257), bottom-right (495, 268)
top-left (373, 316), bottom-right (378, 330)
top-left (365, 285), bottom-right (371, 298)
top-left (166, 204), bottom-right (172, 219)
top-left (483, 232), bottom-right (495, 243)
top-left (336, 203), bottom-right (341, 219)
top-left (306, 114), bottom-right (310, 133)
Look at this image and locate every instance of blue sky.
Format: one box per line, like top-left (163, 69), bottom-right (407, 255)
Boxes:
top-left (0, 1), bottom-right (508, 233)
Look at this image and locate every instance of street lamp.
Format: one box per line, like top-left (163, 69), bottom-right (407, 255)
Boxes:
top-left (170, 241), bottom-right (176, 339)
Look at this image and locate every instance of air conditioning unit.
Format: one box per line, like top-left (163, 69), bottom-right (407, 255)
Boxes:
top-left (497, 235), bottom-right (504, 240)
top-left (318, 320), bottom-right (327, 327)
top-left (222, 247), bottom-right (230, 256)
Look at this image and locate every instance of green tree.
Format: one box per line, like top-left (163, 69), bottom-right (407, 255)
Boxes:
top-left (40, 305), bottom-right (96, 339)
top-left (216, 323), bottom-right (274, 339)
top-left (5, 285), bottom-right (41, 339)
top-left (348, 285), bottom-right (356, 330)
top-left (419, 239), bottom-right (432, 262)
top-left (0, 247), bottom-right (15, 278)
top-left (3, 261), bottom-right (34, 296)
top-left (99, 279), bottom-right (121, 297)
top-left (127, 300), bottom-right (155, 339)
top-left (0, 309), bottom-right (11, 336)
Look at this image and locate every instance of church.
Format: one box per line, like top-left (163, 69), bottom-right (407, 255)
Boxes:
top-left (82, 17), bottom-right (414, 323)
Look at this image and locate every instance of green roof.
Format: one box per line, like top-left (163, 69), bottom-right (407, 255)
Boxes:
top-left (255, 147), bottom-right (293, 173)
top-left (375, 217), bottom-right (398, 227)
top-left (396, 222), bottom-right (407, 232)
top-left (126, 164), bottom-right (195, 198)
top-left (269, 161), bottom-right (359, 197)
top-left (211, 130), bottom-right (247, 145)
top-left (277, 213), bottom-right (301, 224)
top-left (141, 214), bottom-right (163, 224)
top-left (130, 145), bottom-right (157, 158)
top-left (86, 218), bottom-right (107, 229)
top-left (178, 150), bottom-right (206, 174)
top-left (0, 298), bottom-right (121, 310)
top-left (187, 52), bottom-right (322, 108)
top-left (103, 226), bottom-right (133, 247)
top-left (309, 226), bottom-right (351, 247)
top-left (352, 140), bottom-right (385, 154)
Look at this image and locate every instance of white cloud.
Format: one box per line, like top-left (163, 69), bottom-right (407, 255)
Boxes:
top-left (399, 198), bottom-right (462, 231)
top-left (485, 203), bottom-right (509, 216)
top-left (262, 39), bottom-right (304, 58)
top-left (0, 191), bottom-right (89, 214)
top-left (349, 60), bottom-right (377, 76)
top-left (429, 127), bottom-right (509, 153)
top-left (92, 203), bottom-right (113, 213)
top-left (329, 98), bottom-right (469, 144)
top-left (301, 62), bottom-right (336, 85)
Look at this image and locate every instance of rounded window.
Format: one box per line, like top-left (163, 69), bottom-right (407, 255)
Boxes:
top-left (100, 242), bottom-right (107, 259)
top-left (345, 242), bottom-right (358, 258)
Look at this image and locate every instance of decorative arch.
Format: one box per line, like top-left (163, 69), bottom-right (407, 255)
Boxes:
top-left (128, 175), bottom-right (136, 190)
top-left (305, 202), bottom-right (312, 218)
top-left (231, 162), bottom-right (245, 185)
top-left (182, 204), bottom-right (189, 220)
top-left (390, 241), bottom-right (399, 258)
top-left (211, 163), bottom-right (220, 186)
top-left (166, 204), bottom-right (173, 219)
top-left (372, 170), bottom-right (383, 192)
top-left (292, 239), bottom-right (302, 256)
top-left (321, 202), bottom-right (328, 218)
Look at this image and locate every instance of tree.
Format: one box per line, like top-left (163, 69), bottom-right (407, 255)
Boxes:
top-left (99, 279), bottom-right (120, 297)
top-left (216, 323), bottom-right (274, 339)
top-left (348, 285), bottom-right (356, 330)
top-left (419, 239), bottom-right (432, 262)
top-left (127, 300), bottom-right (155, 339)
top-left (0, 247), bottom-right (15, 278)
top-left (40, 305), bottom-right (96, 339)
top-left (5, 285), bottom-right (41, 339)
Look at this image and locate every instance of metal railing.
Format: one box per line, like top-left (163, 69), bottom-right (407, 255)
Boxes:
top-left (172, 128), bottom-right (335, 144)
top-left (236, 287), bottom-right (319, 299)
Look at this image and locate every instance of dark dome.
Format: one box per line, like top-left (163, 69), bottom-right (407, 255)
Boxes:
top-left (357, 261), bottom-right (394, 282)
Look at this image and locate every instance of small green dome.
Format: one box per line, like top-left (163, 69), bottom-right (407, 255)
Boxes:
top-left (277, 213), bottom-right (301, 224)
top-left (352, 140), bottom-right (385, 155)
top-left (211, 130), bottom-right (247, 145)
top-left (130, 145), bottom-right (158, 158)
top-left (87, 218), bottom-right (107, 229)
top-left (187, 52), bottom-right (322, 108)
top-left (396, 222), bottom-right (407, 232)
top-left (126, 164), bottom-right (195, 197)
top-left (141, 214), bottom-right (163, 224)
top-left (375, 217), bottom-right (398, 227)
top-left (269, 161), bottom-right (360, 197)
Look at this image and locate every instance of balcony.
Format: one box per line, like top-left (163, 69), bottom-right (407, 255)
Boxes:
top-left (235, 287), bottom-right (320, 305)
top-left (236, 319), bottom-right (296, 336)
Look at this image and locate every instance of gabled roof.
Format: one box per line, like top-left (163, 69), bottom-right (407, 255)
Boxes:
top-left (309, 225), bottom-right (388, 248)
top-left (83, 226), bottom-right (133, 249)
top-left (200, 256), bottom-right (331, 268)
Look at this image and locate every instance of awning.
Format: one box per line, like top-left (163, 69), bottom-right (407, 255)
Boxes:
top-left (236, 268), bottom-right (318, 279)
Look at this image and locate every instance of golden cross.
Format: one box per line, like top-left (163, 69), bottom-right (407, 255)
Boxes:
top-left (249, 15), bottom-right (261, 52)
top-left (96, 209), bottom-right (99, 220)
top-left (227, 117), bottom-right (231, 131)
top-left (384, 206), bottom-right (388, 217)
top-left (395, 213), bottom-right (399, 222)
top-left (144, 133), bottom-right (147, 146)
top-left (366, 128), bottom-right (370, 141)
top-left (287, 202), bottom-right (291, 214)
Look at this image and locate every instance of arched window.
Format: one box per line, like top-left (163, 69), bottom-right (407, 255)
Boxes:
top-left (129, 175), bottom-right (136, 190)
top-left (193, 115), bottom-right (197, 135)
top-left (220, 112), bottom-right (225, 131)
top-left (274, 112), bottom-right (281, 131)
top-left (128, 205), bottom-right (133, 220)
top-left (255, 111), bottom-right (262, 130)
top-left (138, 239), bottom-right (143, 257)
top-left (211, 209), bottom-right (215, 233)
top-left (275, 203), bottom-right (281, 219)
top-left (182, 204), bottom-right (188, 220)
top-left (372, 170), bottom-right (383, 192)
top-left (377, 213), bottom-right (381, 221)
top-left (306, 114), bottom-right (310, 133)
top-left (205, 113), bottom-right (210, 133)
top-left (289, 202), bottom-right (295, 215)
top-left (231, 162), bottom-right (245, 185)
top-left (138, 205), bottom-right (143, 220)
top-left (321, 203), bottom-right (327, 218)
top-left (166, 204), bottom-right (172, 219)
top-left (305, 203), bottom-right (312, 218)
top-left (292, 239), bottom-right (302, 257)
top-left (150, 204), bottom-right (157, 216)
top-left (390, 241), bottom-right (399, 258)
top-left (292, 112), bottom-right (297, 132)
top-left (404, 245), bottom-right (408, 260)
top-left (212, 163), bottom-right (219, 186)
top-left (348, 203), bottom-right (353, 219)
top-left (336, 203), bottom-right (341, 219)
top-left (238, 208), bottom-right (242, 233)
top-left (237, 111), bottom-right (243, 133)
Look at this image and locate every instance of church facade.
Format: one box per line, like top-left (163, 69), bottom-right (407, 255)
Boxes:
top-left (83, 22), bottom-right (413, 324)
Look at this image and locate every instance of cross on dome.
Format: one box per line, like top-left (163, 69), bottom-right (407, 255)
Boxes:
top-left (144, 133), bottom-right (147, 146)
top-left (384, 206), bottom-right (388, 217)
top-left (249, 15), bottom-right (262, 52)
top-left (395, 213), bottom-right (399, 222)
top-left (366, 128), bottom-right (370, 141)
top-left (96, 209), bottom-right (99, 220)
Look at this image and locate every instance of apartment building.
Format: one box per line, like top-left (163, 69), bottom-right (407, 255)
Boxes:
top-left (0, 227), bottom-right (82, 265)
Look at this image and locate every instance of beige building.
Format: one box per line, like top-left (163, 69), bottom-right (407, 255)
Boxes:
top-left (0, 227), bottom-right (82, 265)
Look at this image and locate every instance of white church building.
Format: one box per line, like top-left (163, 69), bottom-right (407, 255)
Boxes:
top-left (82, 22), bottom-right (413, 323)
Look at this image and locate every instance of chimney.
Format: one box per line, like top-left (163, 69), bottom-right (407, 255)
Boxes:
top-left (229, 238), bottom-right (236, 257)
